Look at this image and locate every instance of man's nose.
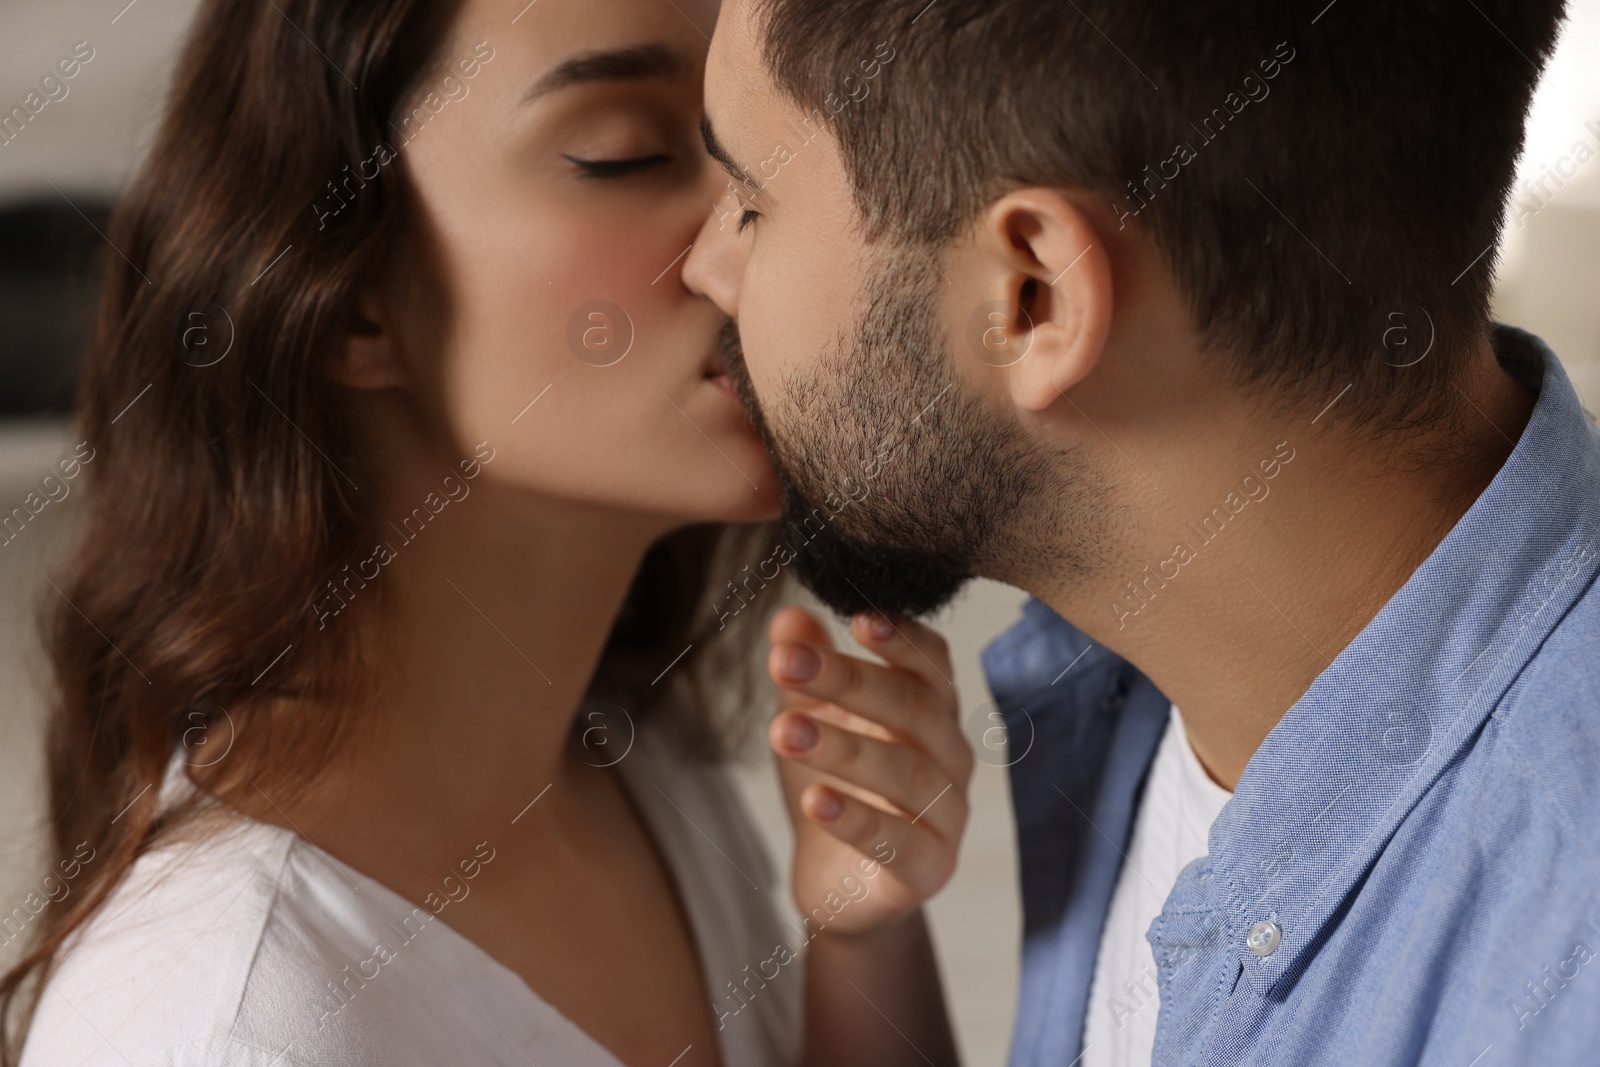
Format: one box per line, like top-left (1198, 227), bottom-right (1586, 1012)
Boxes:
top-left (682, 184), bottom-right (749, 318)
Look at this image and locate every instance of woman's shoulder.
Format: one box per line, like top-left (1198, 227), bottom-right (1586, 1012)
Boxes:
top-left (20, 810), bottom-right (469, 1067)
top-left (21, 780), bottom-right (652, 1067)
top-left (21, 814), bottom-right (308, 1066)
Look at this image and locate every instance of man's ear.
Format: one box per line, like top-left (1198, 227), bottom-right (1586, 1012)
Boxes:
top-left (970, 189), bottom-right (1112, 413)
top-left (329, 288), bottom-right (409, 390)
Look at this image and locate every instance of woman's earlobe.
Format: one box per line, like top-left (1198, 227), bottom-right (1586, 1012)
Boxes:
top-left (330, 304), bottom-right (409, 390)
top-left (331, 337), bottom-right (408, 390)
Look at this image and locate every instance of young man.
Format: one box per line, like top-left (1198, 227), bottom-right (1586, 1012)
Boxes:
top-left (683, 0), bottom-right (1597, 1063)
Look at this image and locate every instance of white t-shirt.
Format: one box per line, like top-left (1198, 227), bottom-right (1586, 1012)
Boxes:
top-left (22, 712), bottom-right (802, 1067)
top-left (1082, 704), bottom-right (1233, 1067)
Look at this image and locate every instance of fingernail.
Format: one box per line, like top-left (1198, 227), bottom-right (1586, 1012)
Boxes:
top-left (780, 643), bottom-right (821, 682)
top-left (811, 789), bottom-right (843, 821)
top-left (866, 612), bottom-right (895, 641)
top-left (779, 714), bottom-right (819, 752)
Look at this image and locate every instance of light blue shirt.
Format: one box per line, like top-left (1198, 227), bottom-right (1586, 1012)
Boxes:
top-left (981, 325), bottom-right (1600, 1066)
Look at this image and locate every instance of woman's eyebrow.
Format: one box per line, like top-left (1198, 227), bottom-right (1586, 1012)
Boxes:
top-left (520, 43), bottom-right (689, 102)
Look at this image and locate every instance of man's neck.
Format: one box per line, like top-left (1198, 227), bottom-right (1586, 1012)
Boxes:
top-left (1029, 348), bottom-right (1537, 790)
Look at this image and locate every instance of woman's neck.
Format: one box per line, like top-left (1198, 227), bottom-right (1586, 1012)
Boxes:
top-left (252, 431), bottom-right (675, 905)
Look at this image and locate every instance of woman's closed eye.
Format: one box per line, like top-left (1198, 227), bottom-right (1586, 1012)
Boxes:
top-left (562, 152), bottom-right (672, 179)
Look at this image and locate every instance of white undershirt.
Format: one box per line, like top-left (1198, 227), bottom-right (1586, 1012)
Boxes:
top-left (1082, 704), bottom-right (1233, 1067)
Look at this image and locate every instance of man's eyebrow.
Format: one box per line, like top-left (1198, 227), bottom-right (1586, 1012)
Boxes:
top-left (521, 43), bottom-right (688, 102)
top-left (700, 113), bottom-right (746, 183)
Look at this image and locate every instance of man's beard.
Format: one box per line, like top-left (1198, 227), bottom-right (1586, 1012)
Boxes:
top-left (719, 245), bottom-right (1080, 620)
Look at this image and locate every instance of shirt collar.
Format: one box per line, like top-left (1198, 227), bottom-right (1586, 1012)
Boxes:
top-left (1201, 325), bottom-right (1600, 995)
top-left (982, 595), bottom-right (1118, 708)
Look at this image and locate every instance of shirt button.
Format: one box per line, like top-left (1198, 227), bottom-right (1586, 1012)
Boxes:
top-left (1246, 920), bottom-right (1282, 957)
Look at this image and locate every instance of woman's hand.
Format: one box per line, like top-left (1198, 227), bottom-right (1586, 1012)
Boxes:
top-left (766, 604), bottom-right (972, 938)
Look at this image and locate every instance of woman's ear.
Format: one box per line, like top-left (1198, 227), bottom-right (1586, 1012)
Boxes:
top-left (975, 189), bottom-right (1113, 414)
top-left (329, 288), bottom-right (409, 390)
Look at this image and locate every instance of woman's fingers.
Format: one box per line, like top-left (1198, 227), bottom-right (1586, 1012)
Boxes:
top-left (766, 606), bottom-right (836, 714)
top-left (769, 606), bottom-right (953, 710)
top-left (768, 639), bottom-right (970, 784)
top-left (847, 610), bottom-right (955, 696)
top-left (771, 711), bottom-right (967, 841)
top-left (796, 783), bottom-right (954, 895)
top-left (768, 604), bottom-right (834, 650)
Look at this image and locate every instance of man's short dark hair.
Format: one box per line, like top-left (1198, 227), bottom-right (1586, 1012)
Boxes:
top-left (753, 0), bottom-right (1566, 426)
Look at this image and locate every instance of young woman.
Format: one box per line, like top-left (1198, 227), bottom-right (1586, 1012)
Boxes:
top-left (0, 0), bottom-right (974, 1064)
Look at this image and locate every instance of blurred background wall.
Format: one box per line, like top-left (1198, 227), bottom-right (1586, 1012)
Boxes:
top-left (1, 3), bottom-right (1597, 1065)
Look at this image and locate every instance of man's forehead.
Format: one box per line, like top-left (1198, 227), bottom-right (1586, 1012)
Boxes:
top-left (706, 0), bottom-right (763, 101)
top-left (704, 0), bottom-right (776, 161)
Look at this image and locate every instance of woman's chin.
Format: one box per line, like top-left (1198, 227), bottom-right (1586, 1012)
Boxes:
top-left (677, 475), bottom-right (784, 525)
top-left (707, 488), bottom-right (785, 525)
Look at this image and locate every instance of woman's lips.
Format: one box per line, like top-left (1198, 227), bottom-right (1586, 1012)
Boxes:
top-left (702, 367), bottom-right (763, 440)
top-left (704, 368), bottom-right (740, 403)
top-left (704, 355), bottom-right (739, 404)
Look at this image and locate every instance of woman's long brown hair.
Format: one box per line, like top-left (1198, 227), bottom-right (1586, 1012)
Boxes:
top-left (0, 0), bottom-right (786, 1056)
